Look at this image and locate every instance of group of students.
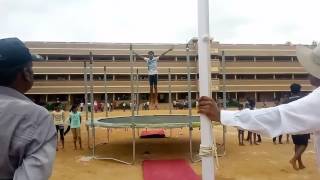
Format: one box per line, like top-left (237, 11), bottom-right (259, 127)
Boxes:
top-left (236, 83), bottom-right (310, 170)
top-left (52, 104), bottom-right (82, 151)
top-left (237, 99), bottom-right (262, 146)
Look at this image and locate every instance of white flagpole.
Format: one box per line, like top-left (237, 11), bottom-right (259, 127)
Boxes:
top-left (197, 0), bottom-right (215, 179)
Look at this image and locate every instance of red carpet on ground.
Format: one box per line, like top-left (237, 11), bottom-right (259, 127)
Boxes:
top-left (143, 159), bottom-right (200, 180)
top-left (140, 129), bottom-right (166, 138)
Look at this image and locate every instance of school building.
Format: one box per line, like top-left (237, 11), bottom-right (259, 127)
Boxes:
top-left (25, 39), bottom-right (314, 108)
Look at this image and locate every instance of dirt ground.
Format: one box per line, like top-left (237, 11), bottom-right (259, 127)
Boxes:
top-left (51, 110), bottom-right (319, 180)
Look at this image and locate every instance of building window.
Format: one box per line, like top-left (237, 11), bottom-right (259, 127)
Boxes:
top-left (294, 74), bottom-right (308, 80)
top-left (256, 74), bottom-right (274, 79)
top-left (237, 74), bottom-right (255, 79)
top-left (275, 74), bottom-right (292, 80)
top-left (236, 56), bottom-right (254, 62)
top-left (114, 75), bottom-right (130, 81)
top-left (274, 56), bottom-right (291, 62)
top-left (256, 56), bottom-right (273, 61)
top-left (70, 75), bottom-right (84, 80)
top-left (47, 75), bottom-right (68, 80)
top-left (33, 74), bottom-right (46, 80)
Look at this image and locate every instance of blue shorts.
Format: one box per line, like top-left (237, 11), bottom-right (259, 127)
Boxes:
top-left (148, 74), bottom-right (158, 86)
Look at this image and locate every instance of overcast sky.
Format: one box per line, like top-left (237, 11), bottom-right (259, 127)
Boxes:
top-left (0, 0), bottom-right (319, 44)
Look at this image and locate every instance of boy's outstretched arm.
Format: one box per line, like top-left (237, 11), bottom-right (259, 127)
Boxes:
top-left (158, 47), bottom-right (174, 58)
top-left (133, 51), bottom-right (145, 60)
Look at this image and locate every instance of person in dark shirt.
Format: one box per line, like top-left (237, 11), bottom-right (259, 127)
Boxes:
top-left (286, 83), bottom-right (310, 170)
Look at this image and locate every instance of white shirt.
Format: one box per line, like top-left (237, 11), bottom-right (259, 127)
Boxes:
top-left (220, 87), bottom-right (320, 166)
top-left (144, 57), bottom-right (159, 75)
top-left (52, 110), bottom-right (65, 125)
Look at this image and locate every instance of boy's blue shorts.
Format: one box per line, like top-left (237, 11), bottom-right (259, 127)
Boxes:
top-left (148, 74), bottom-right (158, 86)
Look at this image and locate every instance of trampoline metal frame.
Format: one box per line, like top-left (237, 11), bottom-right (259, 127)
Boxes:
top-left (88, 114), bottom-right (202, 165)
top-left (84, 43), bottom-right (225, 166)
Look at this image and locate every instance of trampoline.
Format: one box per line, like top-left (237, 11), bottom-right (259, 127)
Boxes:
top-left (87, 115), bottom-right (219, 165)
top-left (93, 115), bottom-right (201, 128)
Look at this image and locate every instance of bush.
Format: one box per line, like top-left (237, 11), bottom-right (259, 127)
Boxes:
top-left (226, 100), bottom-right (240, 108)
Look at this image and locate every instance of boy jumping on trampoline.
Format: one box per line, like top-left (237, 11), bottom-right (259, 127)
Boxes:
top-left (134, 47), bottom-right (173, 109)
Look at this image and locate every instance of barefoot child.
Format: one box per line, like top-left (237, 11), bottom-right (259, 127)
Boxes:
top-left (52, 104), bottom-right (65, 151)
top-left (286, 83), bottom-right (310, 170)
top-left (237, 104), bottom-right (245, 146)
top-left (69, 105), bottom-right (82, 150)
top-left (134, 48), bottom-right (173, 109)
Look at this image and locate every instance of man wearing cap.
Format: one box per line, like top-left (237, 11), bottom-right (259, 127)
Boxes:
top-left (0, 38), bottom-right (56, 179)
top-left (198, 44), bottom-right (320, 169)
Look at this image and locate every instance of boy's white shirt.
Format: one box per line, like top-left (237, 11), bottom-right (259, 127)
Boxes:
top-left (220, 87), bottom-right (320, 168)
top-left (144, 57), bottom-right (159, 75)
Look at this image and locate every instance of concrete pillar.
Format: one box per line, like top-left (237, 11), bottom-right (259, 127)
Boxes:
top-left (175, 56), bottom-right (178, 61)
top-left (112, 56), bottom-right (115, 61)
top-left (45, 95), bottom-right (48, 103)
top-left (68, 75), bottom-right (71, 80)
top-left (175, 75), bottom-right (178, 80)
top-left (234, 56), bottom-right (236, 62)
top-left (291, 56), bottom-right (294, 62)
top-left (68, 56), bottom-right (71, 61)
top-left (113, 75), bottom-right (115, 80)
top-left (292, 74), bottom-right (295, 79)
top-left (272, 56), bottom-right (275, 62)
top-left (255, 92), bottom-right (258, 101)
top-left (45, 75), bottom-right (48, 81)
top-left (235, 74), bottom-right (237, 79)
top-left (68, 94), bottom-right (71, 105)
top-left (254, 74), bottom-right (257, 79)
top-left (273, 92), bottom-right (276, 99)
top-left (273, 74), bottom-right (276, 79)
top-left (254, 56), bottom-right (256, 62)
top-left (45, 56), bottom-right (48, 61)
top-left (235, 92), bottom-right (238, 101)
top-left (175, 93), bottom-right (178, 100)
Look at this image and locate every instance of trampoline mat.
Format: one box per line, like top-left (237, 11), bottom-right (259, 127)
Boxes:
top-left (91, 115), bottom-right (201, 128)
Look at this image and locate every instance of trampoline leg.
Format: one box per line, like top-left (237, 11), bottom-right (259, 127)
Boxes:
top-left (107, 128), bottom-right (110, 143)
top-left (189, 127), bottom-right (201, 163)
top-left (86, 125), bottom-right (91, 149)
top-left (132, 127), bottom-right (136, 164)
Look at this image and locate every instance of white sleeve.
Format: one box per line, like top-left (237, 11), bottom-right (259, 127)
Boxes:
top-left (221, 89), bottom-right (320, 137)
top-left (144, 57), bottom-right (148, 62)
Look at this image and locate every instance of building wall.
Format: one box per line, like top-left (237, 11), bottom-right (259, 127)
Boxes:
top-left (25, 41), bottom-right (312, 106)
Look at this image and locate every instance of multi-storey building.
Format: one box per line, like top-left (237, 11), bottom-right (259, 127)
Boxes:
top-left (25, 39), bottom-right (313, 107)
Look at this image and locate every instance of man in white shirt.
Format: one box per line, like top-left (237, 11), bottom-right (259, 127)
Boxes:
top-left (134, 48), bottom-right (173, 109)
top-left (198, 45), bottom-right (320, 168)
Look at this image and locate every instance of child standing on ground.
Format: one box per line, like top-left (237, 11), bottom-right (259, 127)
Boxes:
top-left (52, 104), bottom-right (65, 151)
top-left (69, 105), bottom-right (82, 150)
top-left (237, 104), bottom-right (245, 146)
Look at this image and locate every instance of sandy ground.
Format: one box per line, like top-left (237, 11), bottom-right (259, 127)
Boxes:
top-left (51, 110), bottom-right (319, 180)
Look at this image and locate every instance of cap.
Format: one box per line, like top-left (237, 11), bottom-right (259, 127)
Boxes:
top-left (0, 37), bottom-right (43, 69)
